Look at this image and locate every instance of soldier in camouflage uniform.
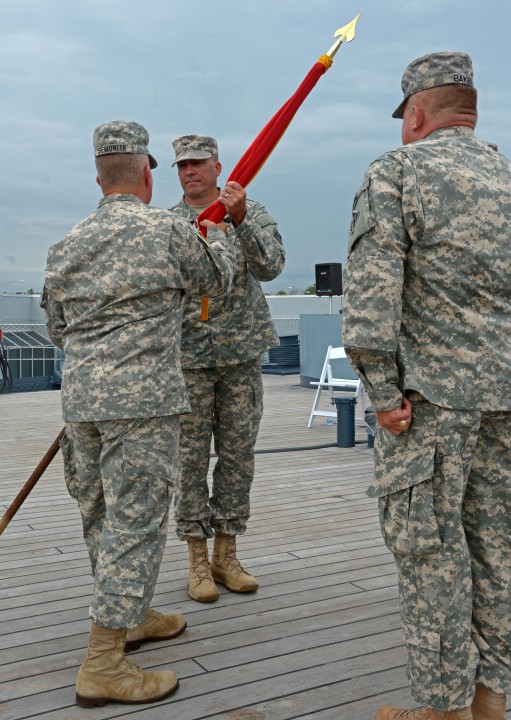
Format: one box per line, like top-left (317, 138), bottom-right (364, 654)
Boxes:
top-left (41, 121), bottom-right (235, 707)
top-left (342, 54), bottom-right (511, 720)
top-left (169, 134), bottom-right (285, 602)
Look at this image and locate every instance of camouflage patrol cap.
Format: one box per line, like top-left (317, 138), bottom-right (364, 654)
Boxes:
top-left (392, 52), bottom-right (475, 119)
top-left (172, 135), bottom-right (218, 166)
top-left (93, 120), bottom-right (157, 169)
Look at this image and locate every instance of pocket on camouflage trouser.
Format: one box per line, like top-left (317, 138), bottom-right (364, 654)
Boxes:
top-left (369, 441), bottom-right (442, 558)
top-left (402, 619), bottom-right (444, 701)
top-left (115, 440), bottom-right (176, 534)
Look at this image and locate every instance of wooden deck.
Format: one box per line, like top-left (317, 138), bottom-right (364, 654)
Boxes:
top-left (1, 377), bottom-right (505, 719)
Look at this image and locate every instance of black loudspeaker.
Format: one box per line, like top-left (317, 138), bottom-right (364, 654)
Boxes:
top-left (315, 263), bottom-right (342, 296)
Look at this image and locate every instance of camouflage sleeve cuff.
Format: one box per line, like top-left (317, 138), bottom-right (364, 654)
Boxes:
top-left (343, 346), bottom-right (403, 411)
top-left (233, 204), bottom-right (273, 244)
top-left (206, 226), bottom-right (230, 246)
top-left (233, 215), bottom-right (255, 242)
top-left (234, 220), bottom-right (285, 280)
top-left (368, 388), bottom-right (404, 412)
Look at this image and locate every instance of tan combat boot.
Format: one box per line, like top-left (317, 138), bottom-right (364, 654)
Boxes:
top-left (210, 533), bottom-right (259, 593)
top-left (75, 622), bottom-right (179, 707)
top-left (375, 705), bottom-right (473, 719)
top-left (472, 685), bottom-right (506, 720)
top-left (124, 608), bottom-right (187, 651)
top-left (187, 538), bottom-right (219, 602)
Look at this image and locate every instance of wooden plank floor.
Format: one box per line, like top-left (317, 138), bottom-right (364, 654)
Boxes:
top-left (1, 377), bottom-right (508, 719)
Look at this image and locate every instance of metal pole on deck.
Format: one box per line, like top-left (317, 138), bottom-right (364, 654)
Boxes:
top-left (0, 428), bottom-right (65, 536)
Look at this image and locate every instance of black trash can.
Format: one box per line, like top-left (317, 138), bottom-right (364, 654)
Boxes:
top-left (331, 396), bottom-right (356, 448)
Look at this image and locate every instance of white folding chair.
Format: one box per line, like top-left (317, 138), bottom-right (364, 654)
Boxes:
top-left (308, 345), bottom-right (369, 429)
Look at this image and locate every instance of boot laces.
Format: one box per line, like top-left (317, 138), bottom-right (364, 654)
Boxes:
top-left (119, 656), bottom-right (142, 675)
top-left (112, 635), bottom-right (142, 675)
top-left (191, 543), bottom-right (213, 583)
top-left (222, 539), bottom-right (247, 575)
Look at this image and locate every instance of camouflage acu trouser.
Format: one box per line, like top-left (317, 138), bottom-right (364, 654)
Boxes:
top-left (370, 395), bottom-right (511, 710)
top-left (62, 415), bottom-right (180, 629)
top-left (175, 357), bottom-right (263, 540)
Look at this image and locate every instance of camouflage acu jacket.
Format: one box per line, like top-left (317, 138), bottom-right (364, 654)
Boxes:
top-left (342, 126), bottom-right (511, 412)
top-left (41, 194), bottom-right (234, 421)
top-left (170, 197), bottom-right (285, 368)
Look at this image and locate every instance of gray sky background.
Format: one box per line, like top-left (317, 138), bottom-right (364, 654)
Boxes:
top-left (1, 0), bottom-right (510, 293)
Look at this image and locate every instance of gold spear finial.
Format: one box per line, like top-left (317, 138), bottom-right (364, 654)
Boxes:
top-left (327, 12), bottom-right (361, 59)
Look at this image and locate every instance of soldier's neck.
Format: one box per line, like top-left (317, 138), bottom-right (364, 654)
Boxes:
top-left (183, 187), bottom-right (220, 211)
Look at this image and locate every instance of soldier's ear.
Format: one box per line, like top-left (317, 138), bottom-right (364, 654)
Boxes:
top-left (96, 175), bottom-right (101, 187)
top-left (143, 164), bottom-right (152, 188)
top-left (410, 103), bottom-right (425, 132)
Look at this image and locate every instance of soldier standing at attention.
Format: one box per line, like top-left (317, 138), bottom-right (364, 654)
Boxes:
top-left (342, 53), bottom-right (511, 720)
top-left (169, 134), bottom-right (285, 602)
top-left (41, 121), bottom-right (235, 707)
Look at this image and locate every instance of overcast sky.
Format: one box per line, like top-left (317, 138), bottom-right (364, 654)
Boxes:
top-left (1, 0), bottom-right (510, 294)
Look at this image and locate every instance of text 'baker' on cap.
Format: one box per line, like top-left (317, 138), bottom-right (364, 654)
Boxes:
top-left (172, 135), bottom-right (218, 166)
top-left (93, 120), bottom-right (158, 169)
top-left (392, 51), bottom-right (475, 119)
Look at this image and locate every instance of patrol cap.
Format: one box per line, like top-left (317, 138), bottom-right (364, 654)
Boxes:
top-left (172, 134), bottom-right (218, 166)
top-left (93, 120), bottom-right (157, 169)
top-left (392, 51), bottom-right (475, 119)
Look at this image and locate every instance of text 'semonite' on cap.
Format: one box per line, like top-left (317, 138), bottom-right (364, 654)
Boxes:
top-left (93, 120), bottom-right (157, 169)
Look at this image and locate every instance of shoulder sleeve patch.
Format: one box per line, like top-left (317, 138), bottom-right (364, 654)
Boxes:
top-left (348, 177), bottom-right (375, 255)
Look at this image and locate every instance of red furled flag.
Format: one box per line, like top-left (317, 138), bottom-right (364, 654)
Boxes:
top-left (196, 13), bottom-right (361, 231)
top-left (196, 14), bottom-right (361, 319)
top-left (197, 58), bottom-right (332, 227)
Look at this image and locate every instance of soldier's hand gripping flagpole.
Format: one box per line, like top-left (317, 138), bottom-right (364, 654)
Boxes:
top-left (0, 428), bottom-right (65, 537)
top-left (196, 13), bottom-right (361, 320)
